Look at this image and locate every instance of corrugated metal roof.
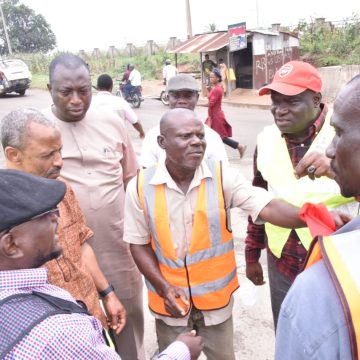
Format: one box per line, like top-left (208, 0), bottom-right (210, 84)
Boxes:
top-left (169, 32), bottom-right (229, 54)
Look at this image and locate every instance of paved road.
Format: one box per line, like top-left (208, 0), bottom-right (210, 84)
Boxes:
top-left (0, 89), bottom-right (276, 359)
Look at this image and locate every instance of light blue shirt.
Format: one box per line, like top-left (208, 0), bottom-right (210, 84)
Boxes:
top-left (275, 260), bottom-right (352, 360)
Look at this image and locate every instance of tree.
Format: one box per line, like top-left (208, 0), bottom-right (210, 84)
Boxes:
top-left (0, 0), bottom-right (56, 54)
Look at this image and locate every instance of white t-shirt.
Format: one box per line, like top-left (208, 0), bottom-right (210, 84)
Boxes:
top-left (163, 65), bottom-right (178, 82)
top-left (140, 123), bottom-right (229, 168)
top-left (92, 91), bottom-right (138, 124)
top-left (129, 69), bottom-right (141, 86)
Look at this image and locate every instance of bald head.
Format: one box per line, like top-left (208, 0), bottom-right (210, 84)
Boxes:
top-left (325, 74), bottom-right (360, 199)
top-left (157, 108), bottom-right (206, 175)
top-left (160, 108), bottom-right (202, 136)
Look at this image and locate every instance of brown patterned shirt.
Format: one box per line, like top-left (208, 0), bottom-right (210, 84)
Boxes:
top-left (44, 180), bottom-right (107, 328)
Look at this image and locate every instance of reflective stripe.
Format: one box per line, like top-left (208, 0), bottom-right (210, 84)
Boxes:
top-left (186, 240), bottom-right (234, 265)
top-left (140, 162), bottom-right (233, 267)
top-left (138, 160), bottom-right (238, 314)
top-left (191, 268), bottom-right (238, 296)
top-left (205, 161), bottom-right (222, 248)
top-left (145, 279), bottom-right (190, 298)
top-left (321, 232), bottom-right (360, 360)
top-left (305, 230), bottom-right (360, 360)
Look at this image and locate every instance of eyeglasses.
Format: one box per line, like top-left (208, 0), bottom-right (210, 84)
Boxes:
top-left (2, 208), bottom-right (60, 235)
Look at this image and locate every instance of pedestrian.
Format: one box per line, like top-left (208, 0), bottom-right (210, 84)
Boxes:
top-left (44, 54), bottom-right (144, 360)
top-left (275, 74), bottom-right (360, 360)
top-left (205, 68), bottom-right (247, 158)
top-left (0, 107), bottom-right (126, 337)
top-left (140, 73), bottom-right (229, 168)
top-left (245, 60), bottom-right (357, 330)
top-left (94, 73), bottom-right (145, 138)
top-left (202, 54), bottom-right (216, 88)
top-left (162, 59), bottom-right (178, 85)
top-left (0, 169), bottom-right (204, 360)
top-left (218, 58), bottom-right (228, 95)
top-left (123, 107), bottom-right (329, 360)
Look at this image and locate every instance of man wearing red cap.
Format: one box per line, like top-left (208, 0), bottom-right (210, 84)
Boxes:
top-left (245, 60), bottom-right (357, 329)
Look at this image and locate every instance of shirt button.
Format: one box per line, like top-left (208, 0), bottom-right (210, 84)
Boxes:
top-left (87, 171), bottom-right (92, 175)
top-left (298, 258), bottom-right (303, 262)
top-left (298, 241), bottom-right (301, 245)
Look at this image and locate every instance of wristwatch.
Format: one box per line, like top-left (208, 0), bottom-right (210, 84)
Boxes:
top-left (99, 284), bottom-right (115, 298)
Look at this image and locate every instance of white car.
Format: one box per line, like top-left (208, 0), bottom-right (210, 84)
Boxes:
top-left (0, 59), bottom-right (32, 96)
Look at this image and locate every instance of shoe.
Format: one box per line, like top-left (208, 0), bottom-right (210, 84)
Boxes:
top-left (238, 144), bottom-right (247, 159)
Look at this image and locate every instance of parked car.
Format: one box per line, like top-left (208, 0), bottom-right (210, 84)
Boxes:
top-left (0, 59), bottom-right (32, 96)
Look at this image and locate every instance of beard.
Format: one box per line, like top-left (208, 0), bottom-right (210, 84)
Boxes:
top-left (34, 248), bottom-right (63, 268)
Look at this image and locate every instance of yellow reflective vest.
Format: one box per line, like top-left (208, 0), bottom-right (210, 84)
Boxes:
top-left (137, 161), bottom-right (239, 316)
top-left (257, 111), bottom-right (356, 258)
top-left (306, 230), bottom-right (360, 360)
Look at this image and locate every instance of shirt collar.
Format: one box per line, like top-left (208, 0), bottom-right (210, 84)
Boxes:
top-left (96, 91), bottom-right (112, 96)
top-left (149, 160), bottom-right (213, 194)
top-left (0, 268), bottom-right (48, 291)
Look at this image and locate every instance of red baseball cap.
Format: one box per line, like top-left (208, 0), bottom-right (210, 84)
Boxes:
top-left (258, 61), bottom-right (322, 96)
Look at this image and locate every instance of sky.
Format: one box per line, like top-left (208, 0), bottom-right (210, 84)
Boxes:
top-left (21, 0), bottom-right (360, 52)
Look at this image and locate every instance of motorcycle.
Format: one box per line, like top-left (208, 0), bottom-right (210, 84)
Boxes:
top-left (115, 81), bottom-right (143, 108)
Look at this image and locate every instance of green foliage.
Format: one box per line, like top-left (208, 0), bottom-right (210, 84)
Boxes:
top-left (11, 50), bottom-right (200, 89)
top-left (299, 14), bottom-right (360, 66)
top-left (0, 0), bottom-right (56, 54)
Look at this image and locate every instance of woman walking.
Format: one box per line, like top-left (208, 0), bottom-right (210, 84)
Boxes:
top-left (205, 68), bottom-right (246, 158)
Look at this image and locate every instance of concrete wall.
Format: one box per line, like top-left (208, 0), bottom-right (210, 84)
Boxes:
top-left (319, 64), bottom-right (360, 102)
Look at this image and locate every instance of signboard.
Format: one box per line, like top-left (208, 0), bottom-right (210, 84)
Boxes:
top-left (228, 22), bottom-right (247, 52)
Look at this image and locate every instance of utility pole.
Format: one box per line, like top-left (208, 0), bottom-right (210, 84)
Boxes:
top-left (185, 0), bottom-right (192, 39)
top-left (0, 1), bottom-right (12, 54)
top-left (255, 0), bottom-right (260, 28)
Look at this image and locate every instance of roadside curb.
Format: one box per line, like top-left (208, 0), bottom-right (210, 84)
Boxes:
top-left (197, 99), bottom-right (271, 110)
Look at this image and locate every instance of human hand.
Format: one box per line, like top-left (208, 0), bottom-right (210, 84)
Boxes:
top-left (103, 292), bottom-right (127, 335)
top-left (331, 211), bottom-right (352, 229)
top-left (294, 151), bottom-right (335, 180)
top-left (176, 330), bottom-right (204, 360)
top-left (246, 262), bottom-right (265, 285)
top-left (163, 286), bottom-right (190, 317)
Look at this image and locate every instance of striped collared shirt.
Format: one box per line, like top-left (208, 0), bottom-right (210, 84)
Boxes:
top-left (0, 268), bottom-right (120, 359)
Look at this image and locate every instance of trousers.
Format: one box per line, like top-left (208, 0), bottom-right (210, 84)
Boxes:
top-left (267, 251), bottom-right (292, 331)
top-left (156, 307), bottom-right (235, 360)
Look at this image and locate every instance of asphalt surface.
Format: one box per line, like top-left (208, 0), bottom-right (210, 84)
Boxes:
top-left (0, 89), bottom-right (276, 359)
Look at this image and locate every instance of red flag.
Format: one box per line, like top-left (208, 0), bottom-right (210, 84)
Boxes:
top-left (299, 202), bottom-right (336, 238)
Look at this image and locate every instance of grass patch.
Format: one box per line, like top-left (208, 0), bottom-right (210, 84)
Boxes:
top-left (31, 73), bottom-right (48, 90)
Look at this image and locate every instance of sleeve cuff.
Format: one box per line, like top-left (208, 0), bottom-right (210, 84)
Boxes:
top-left (245, 248), bottom-right (262, 263)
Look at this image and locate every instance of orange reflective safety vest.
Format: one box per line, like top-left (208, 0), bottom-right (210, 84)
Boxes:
top-left (137, 161), bottom-right (239, 316)
top-left (305, 230), bottom-right (360, 360)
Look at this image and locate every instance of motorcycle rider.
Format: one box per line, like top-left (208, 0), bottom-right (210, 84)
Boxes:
top-left (123, 64), bottom-right (142, 100)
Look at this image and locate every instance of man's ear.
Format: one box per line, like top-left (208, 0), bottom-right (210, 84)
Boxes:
top-left (313, 92), bottom-right (322, 108)
top-left (4, 146), bottom-right (22, 165)
top-left (0, 232), bottom-right (24, 259)
top-left (157, 134), bottom-right (166, 150)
